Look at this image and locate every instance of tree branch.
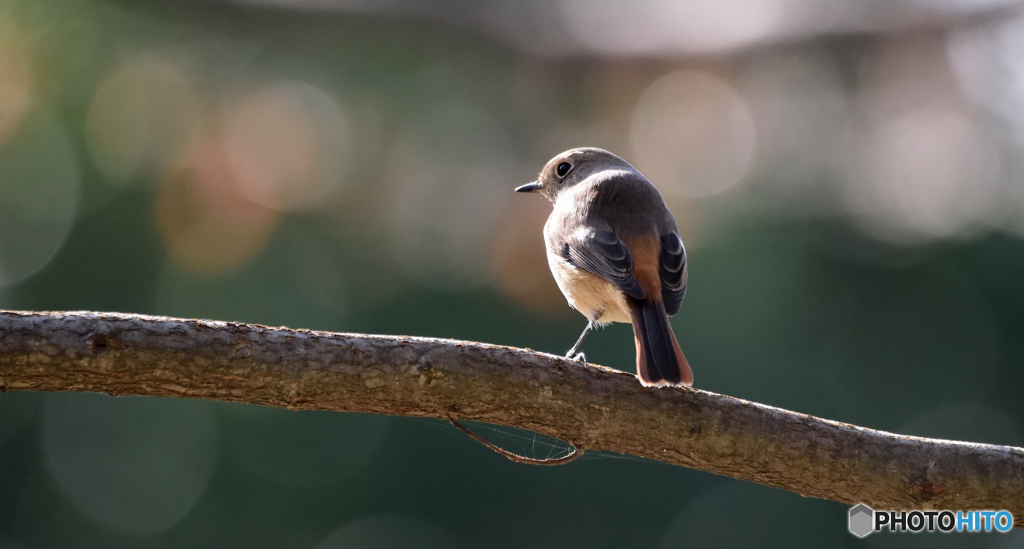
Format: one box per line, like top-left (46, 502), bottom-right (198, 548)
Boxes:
top-left (1, 311), bottom-right (1022, 516)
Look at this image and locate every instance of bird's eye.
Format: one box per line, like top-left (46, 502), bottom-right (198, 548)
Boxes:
top-left (556, 162), bottom-right (572, 178)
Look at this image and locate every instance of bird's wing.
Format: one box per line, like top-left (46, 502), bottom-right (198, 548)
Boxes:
top-left (559, 227), bottom-right (647, 300)
top-left (659, 232), bottom-right (687, 316)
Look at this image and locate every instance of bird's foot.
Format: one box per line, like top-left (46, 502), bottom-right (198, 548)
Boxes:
top-left (568, 352), bottom-right (587, 365)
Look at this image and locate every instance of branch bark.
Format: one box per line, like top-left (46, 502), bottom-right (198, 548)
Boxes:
top-left (1, 311), bottom-right (1022, 516)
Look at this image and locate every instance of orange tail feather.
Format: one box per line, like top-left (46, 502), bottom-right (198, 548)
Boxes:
top-left (628, 299), bottom-right (693, 387)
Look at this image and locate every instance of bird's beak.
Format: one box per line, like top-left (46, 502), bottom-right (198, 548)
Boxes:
top-left (515, 181), bottom-right (543, 193)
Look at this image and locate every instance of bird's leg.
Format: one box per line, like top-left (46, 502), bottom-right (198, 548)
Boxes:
top-left (566, 319), bottom-right (596, 363)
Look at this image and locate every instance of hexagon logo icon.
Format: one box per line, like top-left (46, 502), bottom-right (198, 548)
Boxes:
top-left (849, 503), bottom-right (874, 538)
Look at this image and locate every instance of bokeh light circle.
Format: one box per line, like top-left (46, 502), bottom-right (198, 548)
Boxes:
top-left (630, 70), bottom-right (756, 198)
top-left (41, 393), bottom-right (218, 534)
top-left (223, 81), bottom-right (354, 212)
top-left (86, 56), bottom-right (202, 185)
top-left (843, 106), bottom-right (1003, 243)
top-left (156, 141), bottom-right (280, 274)
top-left (0, 110), bottom-right (80, 289)
top-left (0, 19), bottom-right (34, 146)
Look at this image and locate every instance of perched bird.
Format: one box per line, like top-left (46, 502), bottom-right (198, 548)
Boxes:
top-left (516, 147), bottom-right (692, 387)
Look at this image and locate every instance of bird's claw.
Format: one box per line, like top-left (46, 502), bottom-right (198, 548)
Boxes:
top-left (568, 352), bottom-right (587, 365)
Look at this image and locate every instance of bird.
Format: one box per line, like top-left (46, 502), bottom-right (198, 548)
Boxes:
top-left (515, 147), bottom-right (692, 387)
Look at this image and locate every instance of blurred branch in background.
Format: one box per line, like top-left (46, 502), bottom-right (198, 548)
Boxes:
top-left (2, 310), bottom-right (1022, 520)
top-left (203, 0), bottom-right (1024, 57)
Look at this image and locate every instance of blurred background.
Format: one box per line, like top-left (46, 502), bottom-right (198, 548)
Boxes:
top-left (1, 0), bottom-right (1024, 546)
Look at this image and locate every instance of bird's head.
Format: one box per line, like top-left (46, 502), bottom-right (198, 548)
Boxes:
top-left (516, 147), bottom-right (635, 201)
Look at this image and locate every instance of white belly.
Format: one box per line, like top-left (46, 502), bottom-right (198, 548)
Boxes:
top-left (547, 253), bottom-right (632, 324)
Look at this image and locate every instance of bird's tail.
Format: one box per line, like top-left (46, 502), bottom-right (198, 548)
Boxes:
top-left (628, 299), bottom-right (693, 387)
